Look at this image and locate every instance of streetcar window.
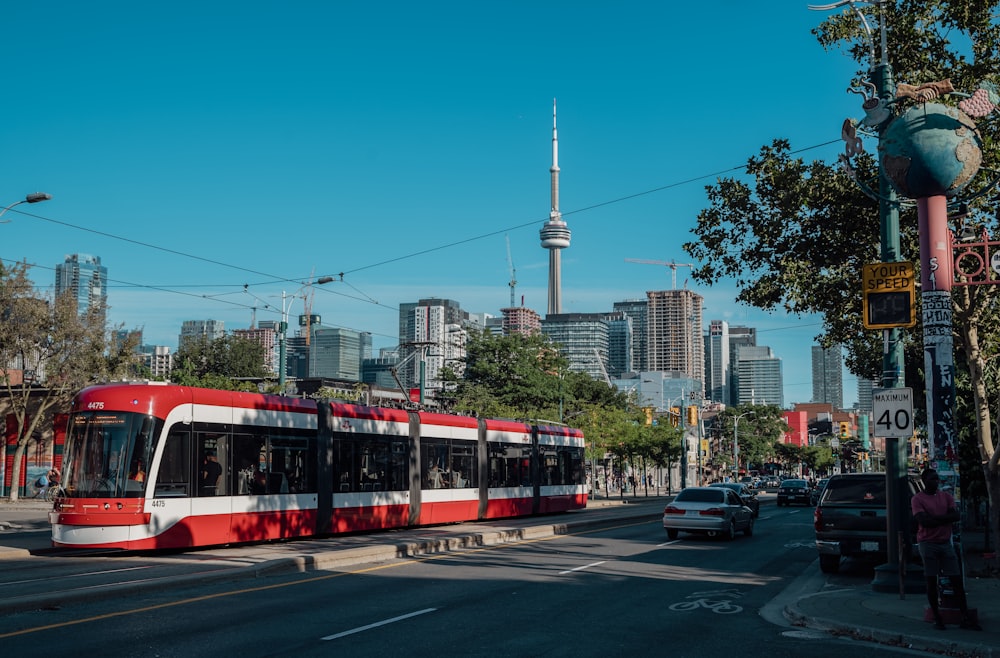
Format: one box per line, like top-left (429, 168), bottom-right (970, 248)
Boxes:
top-left (196, 429), bottom-right (228, 497)
top-left (61, 411), bottom-right (163, 498)
top-left (155, 426), bottom-right (191, 497)
top-left (421, 438), bottom-right (478, 490)
top-left (334, 434), bottom-right (407, 493)
top-left (488, 443), bottom-right (530, 488)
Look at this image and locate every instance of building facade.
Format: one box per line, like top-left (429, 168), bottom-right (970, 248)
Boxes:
top-left (309, 326), bottom-right (363, 381)
top-left (178, 319), bottom-right (225, 351)
top-left (398, 299), bottom-right (469, 391)
top-left (613, 299), bottom-right (648, 372)
top-left (811, 345), bottom-right (844, 410)
top-left (646, 289), bottom-right (704, 397)
top-left (501, 306), bottom-right (541, 337)
top-left (540, 313), bottom-right (610, 382)
top-left (705, 320), bottom-right (731, 406)
top-left (732, 345), bottom-right (783, 407)
top-left (55, 253), bottom-right (107, 323)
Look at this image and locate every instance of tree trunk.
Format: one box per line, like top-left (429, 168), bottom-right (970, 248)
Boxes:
top-left (7, 439), bottom-right (27, 502)
top-left (956, 288), bottom-right (999, 557)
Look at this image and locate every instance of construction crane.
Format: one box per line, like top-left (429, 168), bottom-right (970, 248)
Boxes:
top-left (300, 271), bottom-right (335, 347)
top-left (505, 235), bottom-right (517, 307)
top-left (624, 258), bottom-right (694, 289)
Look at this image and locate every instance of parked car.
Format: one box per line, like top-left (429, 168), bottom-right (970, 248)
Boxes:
top-left (809, 477), bottom-right (831, 506)
top-left (662, 486), bottom-right (755, 540)
top-left (813, 472), bottom-right (923, 573)
top-left (776, 478), bottom-right (811, 506)
top-left (709, 482), bottom-right (760, 517)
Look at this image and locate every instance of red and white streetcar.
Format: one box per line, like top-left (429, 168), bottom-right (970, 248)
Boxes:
top-left (50, 382), bottom-right (587, 550)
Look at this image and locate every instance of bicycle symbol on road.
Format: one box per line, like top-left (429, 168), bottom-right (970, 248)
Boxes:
top-left (668, 588), bottom-right (744, 614)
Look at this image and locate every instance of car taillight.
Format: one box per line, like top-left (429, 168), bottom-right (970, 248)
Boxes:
top-left (699, 508), bottom-right (725, 517)
top-left (664, 506), bottom-right (684, 515)
top-left (813, 506), bottom-right (823, 531)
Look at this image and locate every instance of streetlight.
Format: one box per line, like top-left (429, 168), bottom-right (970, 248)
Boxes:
top-left (278, 276), bottom-right (334, 393)
top-left (0, 192), bottom-right (52, 223)
top-left (732, 409), bottom-right (757, 482)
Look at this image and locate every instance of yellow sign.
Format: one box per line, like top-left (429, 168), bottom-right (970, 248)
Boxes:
top-left (862, 261), bottom-right (916, 329)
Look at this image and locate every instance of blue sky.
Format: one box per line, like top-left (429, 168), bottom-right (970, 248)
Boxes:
top-left (1, 1), bottom-right (867, 406)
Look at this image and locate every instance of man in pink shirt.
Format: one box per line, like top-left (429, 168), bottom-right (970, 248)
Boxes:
top-left (911, 468), bottom-right (981, 631)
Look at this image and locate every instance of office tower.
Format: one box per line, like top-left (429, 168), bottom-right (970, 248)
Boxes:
top-left (540, 313), bottom-right (610, 382)
top-left (613, 299), bottom-right (648, 372)
top-left (55, 253), bottom-right (107, 323)
top-left (178, 320), bottom-right (225, 351)
top-left (539, 100), bottom-right (571, 315)
top-left (728, 326), bottom-right (756, 404)
top-left (309, 326), bottom-right (363, 381)
top-left (732, 345), bottom-right (783, 407)
top-left (605, 311), bottom-right (633, 378)
top-left (857, 378), bottom-right (876, 414)
top-left (501, 306), bottom-right (541, 337)
top-left (141, 346), bottom-right (173, 379)
top-left (811, 345), bottom-right (844, 410)
top-left (398, 299), bottom-right (469, 390)
top-left (646, 289), bottom-right (704, 396)
top-left (706, 320), bottom-right (731, 405)
top-left (362, 349), bottom-right (401, 389)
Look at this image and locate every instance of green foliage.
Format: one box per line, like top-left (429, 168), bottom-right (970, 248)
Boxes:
top-left (170, 334), bottom-right (268, 390)
top-left (714, 405), bottom-right (791, 471)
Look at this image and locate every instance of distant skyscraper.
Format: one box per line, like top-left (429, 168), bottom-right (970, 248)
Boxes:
top-left (605, 311), bottom-right (633, 378)
top-left (646, 289), bottom-right (704, 397)
top-left (501, 306), bottom-right (541, 337)
top-left (309, 326), bottom-right (363, 381)
top-left (733, 345), bottom-right (783, 407)
top-left (232, 326), bottom-right (278, 376)
top-left (540, 313), bottom-right (610, 382)
top-left (706, 320), bottom-right (731, 405)
top-left (811, 345), bottom-right (844, 409)
top-left (540, 100), bottom-right (571, 315)
top-left (857, 378), bottom-right (876, 414)
top-left (55, 253), bottom-right (107, 323)
top-left (613, 299), bottom-right (648, 372)
top-left (398, 299), bottom-right (469, 390)
top-left (178, 319), bottom-right (225, 351)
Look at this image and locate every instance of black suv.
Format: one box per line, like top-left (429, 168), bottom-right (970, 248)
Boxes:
top-left (813, 472), bottom-right (923, 573)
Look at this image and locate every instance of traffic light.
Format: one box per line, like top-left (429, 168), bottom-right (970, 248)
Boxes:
top-left (839, 421), bottom-right (850, 439)
top-left (686, 405), bottom-right (698, 426)
top-left (669, 407), bottom-right (680, 427)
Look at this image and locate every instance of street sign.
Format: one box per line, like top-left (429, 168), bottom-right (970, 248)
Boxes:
top-left (872, 387), bottom-right (914, 438)
top-left (863, 261), bottom-right (916, 329)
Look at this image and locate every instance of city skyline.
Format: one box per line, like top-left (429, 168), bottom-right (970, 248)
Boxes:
top-left (1, 3), bottom-right (865, 407)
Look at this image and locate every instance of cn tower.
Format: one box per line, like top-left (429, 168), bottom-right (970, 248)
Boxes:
top-left (539, 99), bottom-right (571, 315)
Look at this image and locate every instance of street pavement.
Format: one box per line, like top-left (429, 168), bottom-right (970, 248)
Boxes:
top-left (2, 495), bottom-right (998, 655)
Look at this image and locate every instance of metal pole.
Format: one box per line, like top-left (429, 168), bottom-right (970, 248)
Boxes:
top-left (278, 290), bottom-right (288, 393)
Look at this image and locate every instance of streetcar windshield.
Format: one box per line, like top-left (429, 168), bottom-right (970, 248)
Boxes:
top-left (62, 411), bottom-right (161, 498)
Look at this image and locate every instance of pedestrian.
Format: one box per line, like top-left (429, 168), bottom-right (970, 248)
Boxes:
top-left (911, 468), bottom-right (982, 631)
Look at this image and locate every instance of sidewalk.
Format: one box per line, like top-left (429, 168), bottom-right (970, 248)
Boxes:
top-left (786, 532), bottom-right (1000, 657)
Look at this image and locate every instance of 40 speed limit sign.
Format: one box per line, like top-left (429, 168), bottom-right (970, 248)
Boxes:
top-left (872, 387), bottom-right (914, 438)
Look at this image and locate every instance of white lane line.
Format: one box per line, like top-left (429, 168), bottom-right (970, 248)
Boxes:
top-left (321, 608), bottom-right (438, 640)
top-left (559, 560), bottom-right (606, 575)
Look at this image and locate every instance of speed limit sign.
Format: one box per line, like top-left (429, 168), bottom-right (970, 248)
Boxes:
top-left (872, 387), bottom-right (913, 438)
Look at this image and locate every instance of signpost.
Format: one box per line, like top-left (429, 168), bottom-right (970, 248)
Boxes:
top-left (873, 387), bottom-right (914, 438)
top-left (863, 261), bottom-right (916, 329)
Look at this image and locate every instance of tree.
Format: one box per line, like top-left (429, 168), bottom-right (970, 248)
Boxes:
top-left (684, 2), bottom-right (1000, 553)
top-left (0, 261), bottom-right (137, 501)
top-left (714, 405), bottom-right (790, 475)
top-left (171, 334), bottom-right (268, 390)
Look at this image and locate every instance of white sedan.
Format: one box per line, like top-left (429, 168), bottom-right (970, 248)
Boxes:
top-left (662, 486), bottom-right (755, 540)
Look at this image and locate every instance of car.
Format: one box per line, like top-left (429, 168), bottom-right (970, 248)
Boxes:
top-left (763, 477), bottom-right (781, 489)
top-left (738, 475), bottom-right (756, 489)
top-left (810, 477), bottom-right (831, 506)
top-left (662, 486), bottom-right (755, 540)
top-left (776, 478), bottom-right (811, 506)
top-left (709, 482), bottom-right (760, 517)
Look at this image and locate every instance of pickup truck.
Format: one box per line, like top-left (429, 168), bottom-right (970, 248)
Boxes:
top-left (813, 472), bottom-right (922, 574)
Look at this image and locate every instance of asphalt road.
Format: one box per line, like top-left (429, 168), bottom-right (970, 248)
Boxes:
top-left (0, 495), bottom-right (934, 657)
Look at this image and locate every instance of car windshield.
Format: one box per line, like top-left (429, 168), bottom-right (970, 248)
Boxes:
top-left (782, 480), bottom-right (807, 488)
top-left (675, 488), bottom-right (724, 503)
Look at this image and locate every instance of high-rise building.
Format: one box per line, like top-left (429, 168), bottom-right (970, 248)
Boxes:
top-left (309, 326), bottom-right (363, 381)
top-left (540, 313), bottom-right (610, 382)
top-left (732, 345), bottom-right (783, 407)
top-left (646, 289), bottom-right (704, 397)
top-left (728, 326), bottom-right (756, 404)
top-left (501, 306), bottom-right (541, 337)
top-left (605, 311), bottom-right (633, 378)
top-left (539, 100), bottom-right (571, 315)
top-left (705, 320), bottom-right (731, 405)
top-left (613, 299), bottom-right (648, 372)
top-left (232, 326), bottom-right (278, 376)
top-left (398, 299), bottom-right (469, 390)
top-left (141, 345), bottom-right (173, 379)
top-left (55, 253), bottom-right (107, 323)
top-left (857, 378), bottom-right (876, 414)
top-left (811, 345), bottom-right (844, 410)
top-left (178, 320), bottom-right (225, 351)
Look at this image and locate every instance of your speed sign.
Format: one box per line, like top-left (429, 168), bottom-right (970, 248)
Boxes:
top-left (872, 387), bottom-right (913, 438)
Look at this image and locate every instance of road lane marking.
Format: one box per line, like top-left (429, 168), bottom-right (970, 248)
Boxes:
top-left (321, 608), bottom-right (437, 640)
top-left (558, 560), bottom-right (606, 575)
